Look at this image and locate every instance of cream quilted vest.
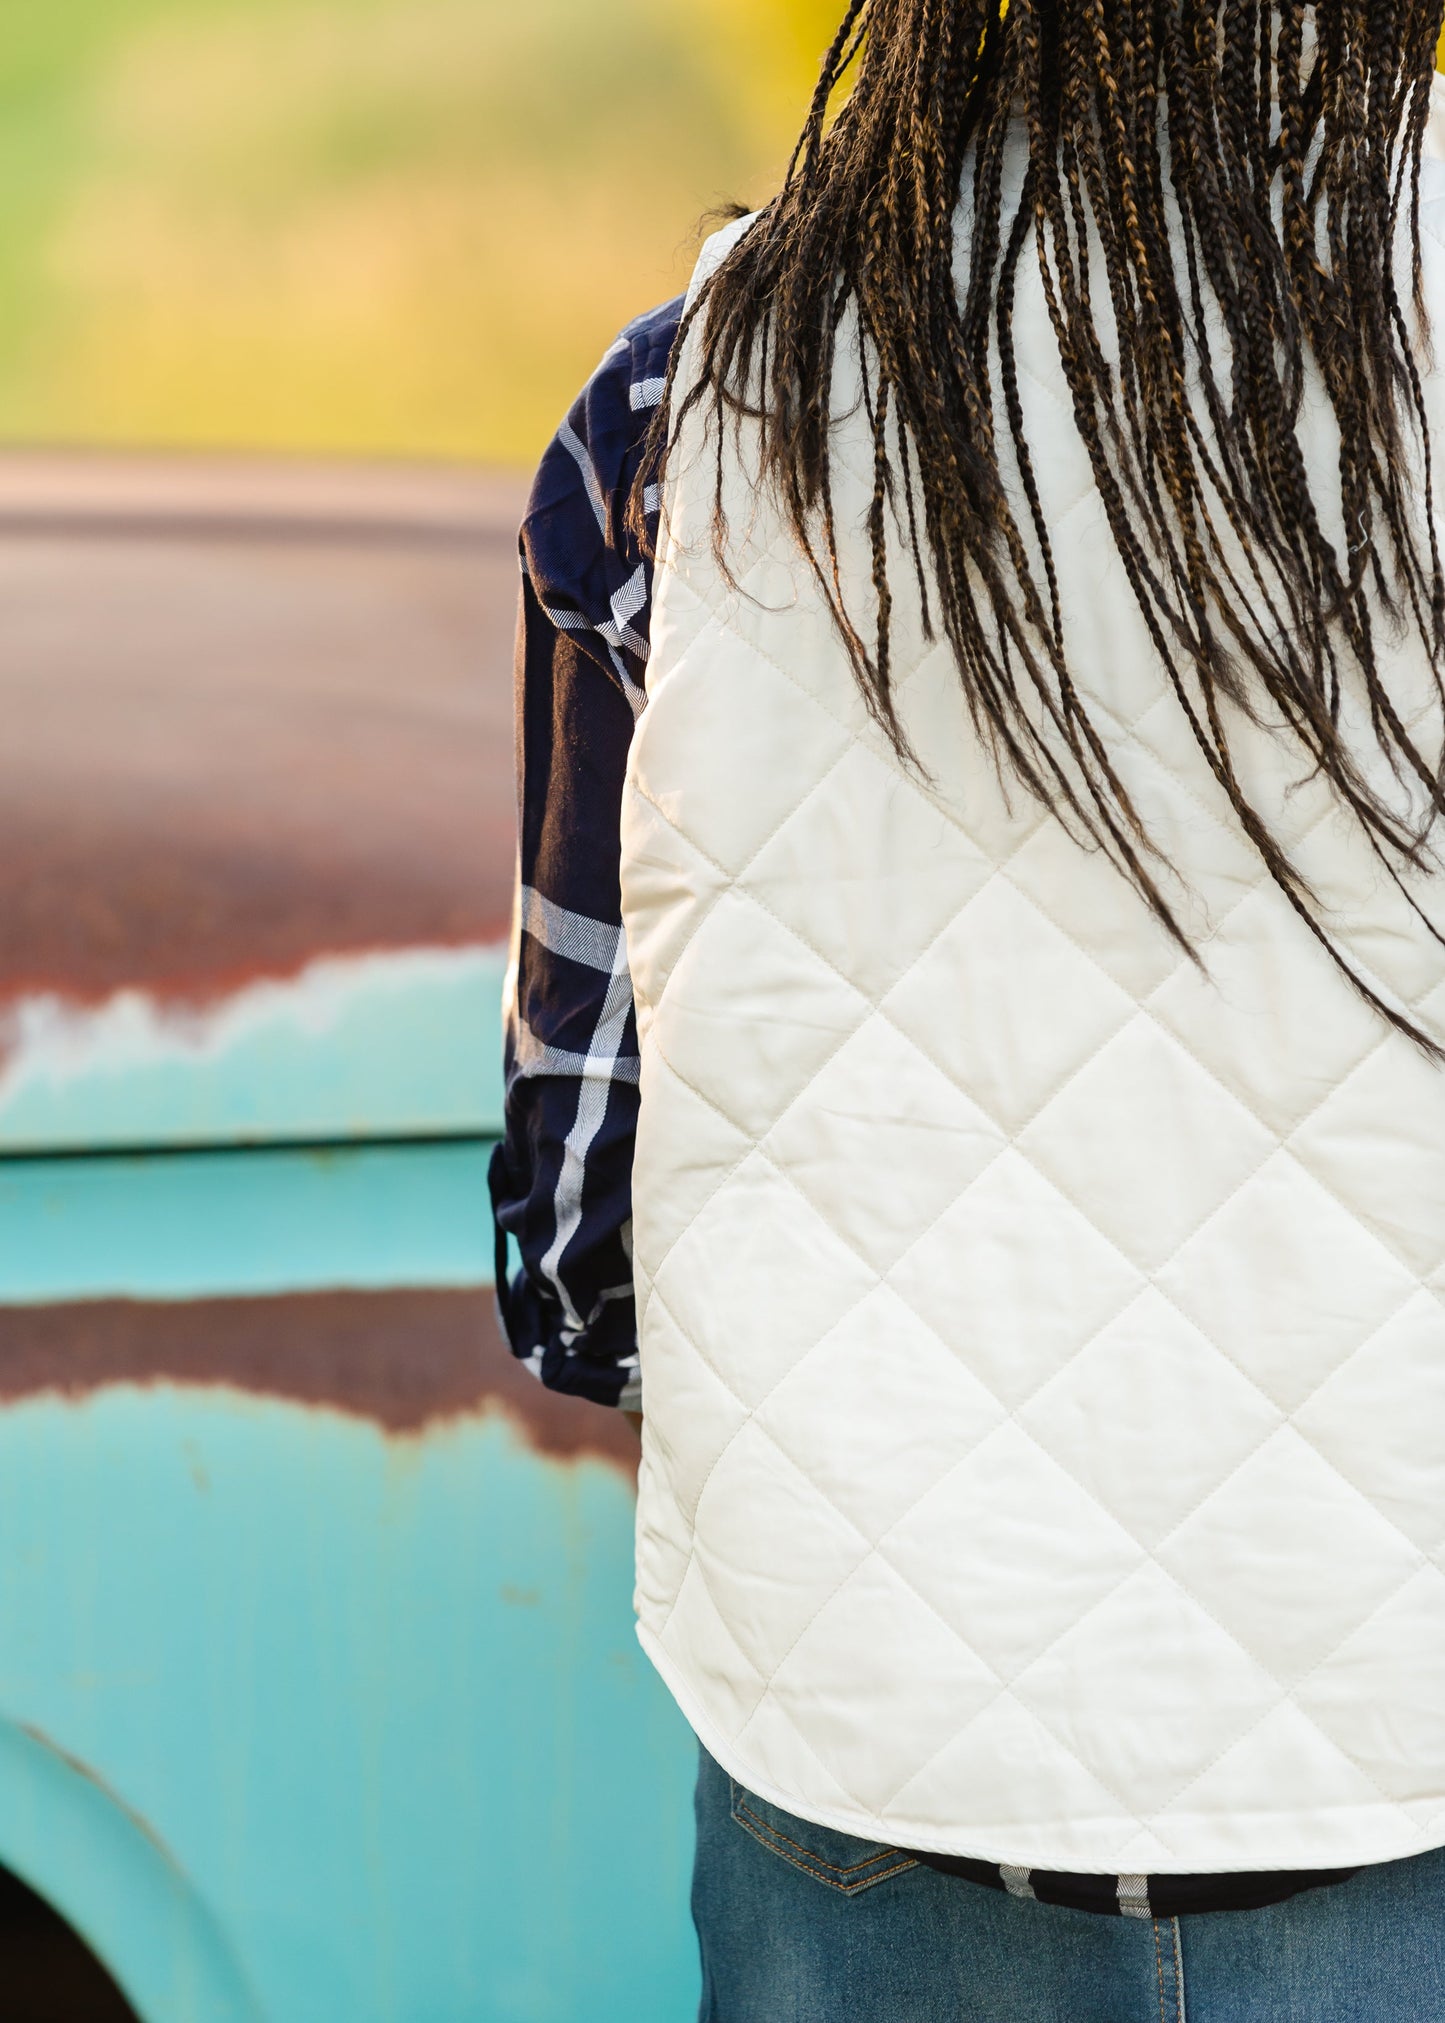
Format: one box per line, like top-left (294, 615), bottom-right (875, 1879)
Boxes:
top-left (620, 97), bottom-right (1445, 1874)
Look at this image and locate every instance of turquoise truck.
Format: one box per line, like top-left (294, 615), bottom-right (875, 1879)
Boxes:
top-left (0, 455), bottom-right (696, 2021)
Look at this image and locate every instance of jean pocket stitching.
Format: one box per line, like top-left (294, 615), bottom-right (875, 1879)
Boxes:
top-left (731, 1793), bottom-right (919, 1895)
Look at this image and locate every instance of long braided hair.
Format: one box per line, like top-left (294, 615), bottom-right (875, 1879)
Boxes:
top-left (635, 0), bottom-right (1445, 1052)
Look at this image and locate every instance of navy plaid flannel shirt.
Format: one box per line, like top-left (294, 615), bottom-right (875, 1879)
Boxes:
top-left (488, 297), bottom-right (684, 1409)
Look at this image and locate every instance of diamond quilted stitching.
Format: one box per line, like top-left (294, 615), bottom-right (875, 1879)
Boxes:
top-left (631, 621), bottom-right (854, 876)
top-left (746, 739), bottom-right (995, 1002)
top-left (649, 890), bottom-right (869, 1143)
top-left (715, 494), bottom-right (825, 600)
top-left (1048, 540), bottom-right (1170, 730)
top-left (1155, 1428), bottom-right (1425, 1685)
top-left (635, 1446), bottom-right (696, 1622)
top-left (1008, 1563), bottom-right (1290, 1825)
top-left (1291, 1292), bottom-right (1445, 1557)
top-left (728, 545), bottom-right (890, 732)
top-left (1155, 1153), bottom-right (1421, 1413)
top-left (888, 604), bottom-right (965, 703)
top-left (1146, 1700), bottom-right (1407, 1868)
top-left (635, 1289), bottom-right (751, 1524)
top-left (1216, 697), bottom-right (1342, 854)
top-left (651, 1151), bottom-right (883, 1411)
top-left (891, 652), bottom-right (1053, 859)
top-left (1427, 1218), bottom-right (1445, 1306)
top-left (1011, 252), bottom-right (1097, 403)
top-left (1320, 647), bottom-right (1445, 822)
top-left (999, 354), bottom-right (1088, 480)
top-left (884, 878), bottom-right (1137, 1137)
top-left (1418, 972), bottom-right (1445, 1033)
top-left (1016, 1016), bottom-right (1276, 1275)
top-left (1128, 684), bottom-right (1331, 861)
top-left (877, 1422), bottom-right (1144, 1681)
top-left (1288, 1030), bottom-right (1445, 1279)
top-left (658, 1553), bottom-right (768, 1736)
top-left (886, 1149), bottom-right (1146, 1409)
top-left (1017, 1290), bottom-right (1283, 1548)
top-left (1291, 1566), bottom-right (1445, 1813)
top-left (724, 1690), bottom-right (871, 1821)
top-left (880, 1693), bottom-right (1136, 1860)
top-left (755, 1555), bottom-right (1003, 1818)
top-left (689, 1423), bottom-right (885, 1688)
top-left (762, 1017), bottom-right (1008, 1276)
top-left (1149, 885), bottom-right (1388, 1138)
top-left (1002, 804), bottom-right (1189, 1001)
top-left (621, 785), bottom-right (732, 1031)
top-left (737, 498), bottom-right (941, 714)
top-left (1119, 692), bottom-right (1271, 900)
top-left (1298, 845), bottom-right (1445, 1011)
top-left (753, 1283), bottom-right (1009, 1537)
top-left (821, 362), bottom-right (885, 503)
top-left (634, 1047), bottom-right (756, 1269)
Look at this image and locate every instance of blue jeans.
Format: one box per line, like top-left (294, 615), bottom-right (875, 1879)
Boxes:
top-left (692, 1747), bottom-right (1445, 2021)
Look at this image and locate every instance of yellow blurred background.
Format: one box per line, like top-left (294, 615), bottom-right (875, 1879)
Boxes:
top-left (3, 7), bottom-right (1441, 470)
top-left (0, 0), bottom-right (839, 467)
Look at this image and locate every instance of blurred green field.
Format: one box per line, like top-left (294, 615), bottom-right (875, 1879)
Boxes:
top-left (0, 0), bottom-right (839, 464)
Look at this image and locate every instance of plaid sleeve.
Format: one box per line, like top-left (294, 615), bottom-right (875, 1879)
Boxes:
top-left (488, 298), bottom-right (683, 1409)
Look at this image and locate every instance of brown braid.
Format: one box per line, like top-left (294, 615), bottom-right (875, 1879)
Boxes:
top-left (632, 0), bottom-right (1445, 1054)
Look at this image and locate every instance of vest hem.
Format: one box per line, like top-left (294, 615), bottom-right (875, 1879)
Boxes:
top-left (636, 1619), bottom-right (1445, 1878)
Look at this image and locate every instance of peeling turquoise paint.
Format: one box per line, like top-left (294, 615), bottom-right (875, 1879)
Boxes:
top-left (0, 1388), bottom-right (700, 2022)
top-left (0, 1142), bottom-right (496, 1305)
top-left (0, 946), bottom-right (508, 1155)
top-left (0, 939), bottom-right (706, 2019)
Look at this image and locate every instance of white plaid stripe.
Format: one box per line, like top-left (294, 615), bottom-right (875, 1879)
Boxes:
top-left (526, 560), bottom-right (648, 719)
top-left (609, 563), bottom-right (651, 660)
top-left (520, 885), bottom-right (628, 974)
top-left (509, 886), bottom-right (640, 1351)
top-left (510, 1019), bottom-right (641, 1085)
top-left (557, 417), bottom-right (608, 534)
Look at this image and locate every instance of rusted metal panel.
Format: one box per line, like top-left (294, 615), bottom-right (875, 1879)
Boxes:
top-left (0, 949), bottom-right (507, 1151)
top-left (0, 454), bottom-right (526, 1006)
top-left (0, 1291), bottom-right (638, 1467)
top-left (0, 456), bottom-right (703, 2023)
top-left (0, 1381), bottom-right (696, 2023)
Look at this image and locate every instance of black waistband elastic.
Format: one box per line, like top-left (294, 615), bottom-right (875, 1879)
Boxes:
top-left (913, 1850), bottom-right (1358, 1918)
